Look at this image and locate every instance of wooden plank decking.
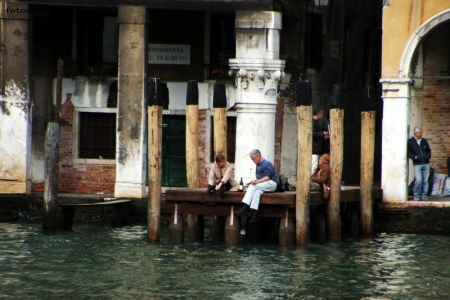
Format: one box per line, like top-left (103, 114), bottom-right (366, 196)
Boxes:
top-left (165, 187), bottom-right (383, 218)
top-left (58, 199), bottom-right (131, 229)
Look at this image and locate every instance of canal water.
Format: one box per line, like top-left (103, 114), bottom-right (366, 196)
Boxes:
top-left (1, 222), bottom-right (449, 299)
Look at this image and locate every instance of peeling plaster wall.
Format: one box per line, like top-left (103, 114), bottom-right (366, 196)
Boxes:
top-left (0, 80), bottom-right (32, 193)
top-left (30, 77), bottom-right (236, 193)
top-left (31, 77), bottom-right (117, 189)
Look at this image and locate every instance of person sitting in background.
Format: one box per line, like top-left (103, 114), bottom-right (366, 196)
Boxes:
top-left (312, 109), bottom-right (328, 174)
top-left (310, 154), bottom-right (330, 191)
top-left (207, 154), bottom-right (238, 197)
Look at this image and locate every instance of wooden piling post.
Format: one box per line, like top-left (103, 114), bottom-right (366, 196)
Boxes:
top-left (296, 81), bottom-right (312, 245)
top-left (209, 215), bottom-right (225, 241)
top-left (147, 78), bottom-right (163, 243)
top-left (55, 59), bottom-right (63, 122)
top-left (169, 205), bottom-right (184, 243)
top-left (43, 122), bottom-right (60, 231)
top-left (279, 210), bottom-right (295, 246)
top-left (185, 80), bottom-right (203, 242)
top-left (316, 212), bottom-right (327, 242)
top-left (213, 83), bottom-right (227, 156)
top-left (328, 85), bottom-right (344, 242)
top-left (225, 206), bottom-right (240, 245)
top-left (360, 86), bottom-right (376, 238)
top-left (211, 83), bottom-right (228, 239)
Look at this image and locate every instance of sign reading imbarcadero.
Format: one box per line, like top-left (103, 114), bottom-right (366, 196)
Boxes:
top-left (148, 44), bottom-right (190, 65)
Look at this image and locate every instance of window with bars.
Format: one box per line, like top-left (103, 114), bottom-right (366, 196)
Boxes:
top-left (210, 116), bottom-right (236, 163)
top-left (79, 112), bottom-right (116, 159)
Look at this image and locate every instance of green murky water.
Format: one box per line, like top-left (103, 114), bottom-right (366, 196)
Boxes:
top-left (1, 222), bottom-right (449, 299)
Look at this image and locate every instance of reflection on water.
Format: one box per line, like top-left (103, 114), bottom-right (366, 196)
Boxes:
top-left (1, 222), bottom-right (450, 299)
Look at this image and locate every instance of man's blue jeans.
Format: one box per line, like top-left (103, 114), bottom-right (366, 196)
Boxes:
top-left (413, 163), bottom-right (430, 199)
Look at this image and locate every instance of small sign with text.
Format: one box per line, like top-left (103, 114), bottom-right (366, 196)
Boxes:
top-left (148, 44), bottom-right (190, 65)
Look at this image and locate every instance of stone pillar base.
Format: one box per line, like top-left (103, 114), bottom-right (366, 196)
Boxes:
top-left (115, 182), bottom-right (146, 198)
top-left (381, 78), bottom-right (411, 204)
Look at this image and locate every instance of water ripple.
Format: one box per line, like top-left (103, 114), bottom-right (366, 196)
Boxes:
top-left (1, 224), bottom-right (450, 299)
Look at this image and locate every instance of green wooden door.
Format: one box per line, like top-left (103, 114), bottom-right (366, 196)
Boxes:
top-left (162, 115), bottom-right (187, 186)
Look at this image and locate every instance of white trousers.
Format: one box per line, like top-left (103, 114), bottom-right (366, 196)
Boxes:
top-left (242, 180), bottom-right (277, 211)
top-left (311, 154), bottom-right (319, 175)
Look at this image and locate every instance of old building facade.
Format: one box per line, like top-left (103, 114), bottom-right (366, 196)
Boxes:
top-left (1, 0), bottom-right (391, 200)
top-left (381, 1), bottom-right (450, 204)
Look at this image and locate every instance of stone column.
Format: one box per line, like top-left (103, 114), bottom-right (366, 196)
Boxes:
top-left (380, 78), bottom-right (411, 205)
top-left (229, 11), bottom-right (285, 183)
top-left (0, 1), bottom-right (32, 194)
top-left (115, 6), bottom-right (148, 198)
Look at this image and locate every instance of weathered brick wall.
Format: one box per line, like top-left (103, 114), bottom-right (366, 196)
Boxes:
top-left (57, 100), bottom-right (116, 194)
top-left (34, 100), bottom-right (280, 193)
top-left (421, 23), bottom-right (450, 175)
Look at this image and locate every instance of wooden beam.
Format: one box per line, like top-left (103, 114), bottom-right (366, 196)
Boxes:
top-left (165, 187), bottom-right (383, 206)
top-left (13, 0), bottom-right (274, 11)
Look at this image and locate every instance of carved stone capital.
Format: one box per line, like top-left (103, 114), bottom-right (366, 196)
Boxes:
top-left (229, 59), bottom-right (285, 91)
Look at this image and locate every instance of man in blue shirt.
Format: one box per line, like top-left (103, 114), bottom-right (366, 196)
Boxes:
top-left (407, 126), bottom-right (432, 201)
top-left (235, 149), bottom-right (278, 223)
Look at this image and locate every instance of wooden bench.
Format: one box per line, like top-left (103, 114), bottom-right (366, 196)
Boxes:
top-left (165, 187), bottom-right (383, 218)
top-left (58, 199), bottom-right (131, 229)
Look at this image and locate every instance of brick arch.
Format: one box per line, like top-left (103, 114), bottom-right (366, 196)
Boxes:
top-left (400, 9), bottom-right (450, 78)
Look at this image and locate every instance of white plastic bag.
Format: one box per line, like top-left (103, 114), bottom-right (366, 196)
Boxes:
top-left (431, 173), bottom-right (447, 197)
top-left (443, 178), bottom-right (450, 196)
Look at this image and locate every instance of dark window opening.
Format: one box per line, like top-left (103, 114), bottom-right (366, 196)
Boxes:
top-left (76, 9), bottom-right (118, 77)
top-left (79, 112), bottom-right (116, 159)
top-left (306, 13), bottom-right (323, 70)
top-left (363, 27), bottom-right (382, 88)
top-left (210, 116), bottom-right (236, 163)
top-left (209, 14), bottom-right (235, 79)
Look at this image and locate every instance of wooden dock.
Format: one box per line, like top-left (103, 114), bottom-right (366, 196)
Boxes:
top-left (165, 186), bottom-right (383, 244)
top-left (58, 199), bottom-right (131, 230)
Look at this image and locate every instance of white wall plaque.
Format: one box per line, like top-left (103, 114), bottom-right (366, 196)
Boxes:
top-left (148, 44), bottom-right (190, 65)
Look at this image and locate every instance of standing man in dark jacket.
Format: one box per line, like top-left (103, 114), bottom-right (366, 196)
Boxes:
top-left (312, 109), bottom-right (328, 174)
top-left (407, 126), bottom-right (432, 201)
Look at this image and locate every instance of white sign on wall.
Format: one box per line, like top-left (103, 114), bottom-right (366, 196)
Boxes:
top-left (148, 44), bottom-right (190, 65)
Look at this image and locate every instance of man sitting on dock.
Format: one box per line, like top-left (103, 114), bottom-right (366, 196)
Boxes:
top-left (235, 149), bottom-right (278, 223)
top-left (207, 154), bottom-right (238, 197)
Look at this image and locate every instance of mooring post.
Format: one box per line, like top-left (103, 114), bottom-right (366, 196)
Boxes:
top-left (185, 80), bottom-right (203, 242)
top-left (209, 83), bottom-right (227, 240)
top-left (147, 78), bottom-right (163, 243)
top-left (295, 81), bottom-right (312, 245)
top-left (279, 209), bottom-right (295, 246)
top-left (360, 86), bottom-right (376, 238)
top-left (55, 59), bottom-right (63, 122)
top-left (213, 83), bottom-right (227, 157)
top-left (225, 206), bottom-right (240, 245)
top-left (209, 215), bottom-right (225, 241)
top-left (328, 85), bottom-right (344, 242)
top-left (43, 122), bottom-right (60, 231)
top-left (169, 204), bottom-right (184, 243)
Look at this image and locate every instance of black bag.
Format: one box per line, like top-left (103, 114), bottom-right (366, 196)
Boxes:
top-left (276, 174), bottom-right (289, 192)
top-left (428, 167), bottom-right (434, 196)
